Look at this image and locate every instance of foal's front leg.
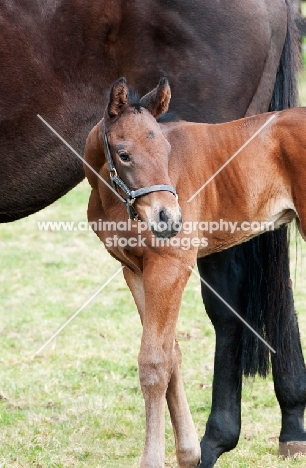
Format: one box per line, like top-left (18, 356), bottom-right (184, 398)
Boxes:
top-left (124, 257), bottom-right (199, 468)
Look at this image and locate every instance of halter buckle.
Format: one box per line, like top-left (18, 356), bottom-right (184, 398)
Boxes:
top-left (126, 199), bottom-right (140, 221)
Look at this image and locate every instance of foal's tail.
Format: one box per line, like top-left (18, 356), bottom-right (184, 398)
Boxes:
top-left (241, 0), bottom-right (301, 377)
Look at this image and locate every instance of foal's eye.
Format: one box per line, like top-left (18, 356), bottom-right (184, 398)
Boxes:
top-left (118, 152), bottom-right (131, 162)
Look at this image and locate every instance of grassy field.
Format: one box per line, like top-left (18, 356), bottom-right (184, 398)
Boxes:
top-left (1, 66), bottom-right (306, 468)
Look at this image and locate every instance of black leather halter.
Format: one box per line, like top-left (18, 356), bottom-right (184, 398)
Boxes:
top-left (102, 122), bottom-right (177, 221)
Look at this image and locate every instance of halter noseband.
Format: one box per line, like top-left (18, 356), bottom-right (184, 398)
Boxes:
top-left (102, 122), bottom-right (177, 221)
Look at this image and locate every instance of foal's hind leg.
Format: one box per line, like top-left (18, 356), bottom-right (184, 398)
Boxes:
top-left (197, 248), bottom-right (245, 468)
top-left (166, 339), bottom-right (201, 467)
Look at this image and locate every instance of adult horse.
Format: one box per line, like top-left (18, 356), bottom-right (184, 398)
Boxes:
top-left (0, 0), bottom-right (304, 466)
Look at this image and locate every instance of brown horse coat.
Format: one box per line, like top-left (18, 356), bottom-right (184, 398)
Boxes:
top-left (2, 2), bottom-right (305, 467)
top-left (0, 0), bottom-right (291, 222)
top-left (84, 78), bottom-right (306, 468)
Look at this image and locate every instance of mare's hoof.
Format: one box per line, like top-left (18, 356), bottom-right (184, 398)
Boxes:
top-left (279, 441), bottom-right (306, 457)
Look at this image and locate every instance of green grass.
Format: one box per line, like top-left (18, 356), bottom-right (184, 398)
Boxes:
top-left (2, 184), bottom-right (306, 468)
top-left (1, 72), bottom-right (306, 468)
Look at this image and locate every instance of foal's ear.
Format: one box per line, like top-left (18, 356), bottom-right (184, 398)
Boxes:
top-left (107, 77), bottom-right (129, 118)
top-left (140, 77), bottom-right (171, 119)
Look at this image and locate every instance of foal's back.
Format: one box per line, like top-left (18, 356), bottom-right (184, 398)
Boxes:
top-left (161, 108), bottom-right (306, 253)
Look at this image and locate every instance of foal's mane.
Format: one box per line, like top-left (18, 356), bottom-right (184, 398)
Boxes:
top-left (157, 111), bottom-right (181, 123)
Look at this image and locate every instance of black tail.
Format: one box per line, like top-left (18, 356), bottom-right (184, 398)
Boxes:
top-left (241, 0), bottom-right (301, 377)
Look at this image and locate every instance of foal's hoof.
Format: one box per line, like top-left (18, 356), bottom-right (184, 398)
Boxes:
top-left (279, 441), bottom-right (306, 458)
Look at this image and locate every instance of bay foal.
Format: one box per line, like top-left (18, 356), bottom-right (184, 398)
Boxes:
top-left (84, 78), bottom-right (306, 467)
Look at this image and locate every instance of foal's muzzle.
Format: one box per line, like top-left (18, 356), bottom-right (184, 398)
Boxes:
top-left (150, 207), bottom-right (182, 238)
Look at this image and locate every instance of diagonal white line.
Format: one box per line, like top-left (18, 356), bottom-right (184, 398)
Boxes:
top-left (33, 266), bottom-right (124, 358)
top-left (188, 266), bottom-right (276, 354)
top-left (37, 114), bottom-right (125, 203)
top-left (187, 113), bottom-right (276, 203)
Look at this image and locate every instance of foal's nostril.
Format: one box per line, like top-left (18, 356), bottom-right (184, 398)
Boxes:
top-left (159, 209), bottom-right (169, 224)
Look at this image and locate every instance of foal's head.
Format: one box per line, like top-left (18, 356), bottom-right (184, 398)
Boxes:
top-left (103, 77), bottom-right (182, 238)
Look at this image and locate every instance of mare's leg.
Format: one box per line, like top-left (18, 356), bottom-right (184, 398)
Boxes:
top-left (259, 226), bottom-right (306, 455)
top-left (272, 285), bottom-right (306, 456)
top-left (124, 259), bottom-right (200, 468)
top-left (198, 236), bottom-right (306, 465)
top-left (197, 247), bottom-right (245, 468)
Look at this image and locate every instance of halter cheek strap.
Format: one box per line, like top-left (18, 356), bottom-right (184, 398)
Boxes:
top-left (102, 122), bottom-right (177, 221)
